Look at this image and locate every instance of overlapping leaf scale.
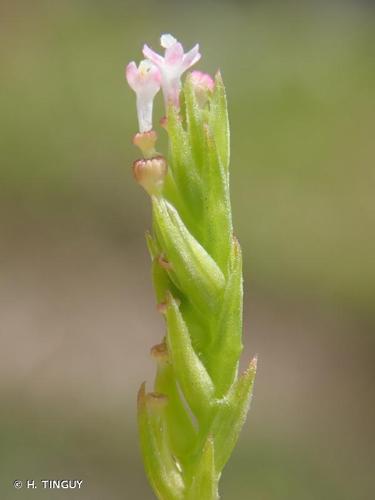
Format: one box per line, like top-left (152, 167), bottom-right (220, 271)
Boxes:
top-left (186, 438), bottom-right (218, 500)
top-left (138, 384), bottom-right (185, 500)
top-left (152, 196), bottom-right (225, 316)
top-left (200, 124), bottom-right (232, 276)
top-left (206, 237), bottom-right (243, 396)
top-left (167, 105), bottom-right (204, 235)
top-left (210, 359), bottom-right (257, 473)
top-left (165, 293), bottom-right (215, 419)
top-left (154, 352), bottom-right (197, 467)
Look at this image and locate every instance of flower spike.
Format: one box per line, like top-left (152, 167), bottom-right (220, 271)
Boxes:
top-left (143, 33), bottom-right (201, 109)
top-left (126, 33), bottom-right (257, 499)
top-left (126, 60), bottom-right (161, 133)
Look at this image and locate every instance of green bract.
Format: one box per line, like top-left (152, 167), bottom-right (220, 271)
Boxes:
top-left (132, 72), bottom-right (257, 499)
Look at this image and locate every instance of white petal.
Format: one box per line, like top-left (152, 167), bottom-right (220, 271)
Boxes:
top-left (160, 33), bottom-right (177, 49)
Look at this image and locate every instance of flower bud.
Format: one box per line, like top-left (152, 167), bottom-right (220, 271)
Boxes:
top-left (150, 342), bottom-right (169, 363)
top-left (132, 156), bottom-right (167, 195)
top-left (190, 71), bottom-right (215, 107)
top-left (132, 130), bottom-right (157, 159)
top-left (145, 392), bottom-right (168, 413)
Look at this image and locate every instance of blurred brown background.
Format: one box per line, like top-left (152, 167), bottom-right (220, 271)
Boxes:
top-left (1, 0), bottom-right (374, 498)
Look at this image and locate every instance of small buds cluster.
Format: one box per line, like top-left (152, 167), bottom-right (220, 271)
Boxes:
top-left (126, 34), bottom-right (209, 196)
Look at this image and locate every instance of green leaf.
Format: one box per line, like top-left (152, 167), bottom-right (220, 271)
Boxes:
top-left (167, 104), bottom-right (203, 220)
top-left (183, 76), bottom-right (206, 170)
top-left (137, 383), bottom-right (185, 500)
top-left (201, 124), bottom-right (232, 274)
top-left (209, 71), bottom-right (230, 172)
top-left (165, 293), bottom-right (215, 419)
top-left (187, 438), bottom-right (218, 500)
top-left (207, 237), bottom-right (243, 396)
top-left (146, 233), bottom-right (179, 304)
top-left (152, 196), bottom-right (225, 315)
top-left (154, 352), bottom-right (197, 464)
top-left (210, 358), bottom-right (257, 473)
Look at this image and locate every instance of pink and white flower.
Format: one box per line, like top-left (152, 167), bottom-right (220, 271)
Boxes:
top-left (126, 60), bottom-right (161, 133)
top-left (143, 34), bottom-right (201, 108)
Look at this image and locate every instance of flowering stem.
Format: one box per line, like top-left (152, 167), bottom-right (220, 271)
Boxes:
top-left (125, 34), bottom-right (257, 499)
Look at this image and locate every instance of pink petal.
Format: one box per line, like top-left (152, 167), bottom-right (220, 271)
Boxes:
top-left (182, 44), bottom-right (201, 71)
top-left (143, 44), bottom-right (164, 66)
top-left (126, 61), bottom-right (138, 91)
top-left (149, 65), bottom-right (162, 85)
top-left (164, 42), bottom-right (184, 65)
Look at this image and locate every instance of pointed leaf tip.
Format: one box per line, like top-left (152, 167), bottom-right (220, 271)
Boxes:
top-left (137, 381), bottom-right (147, 408)
top-left (249, 355), bottom-right (258, 372)
top-left (137, 379), bottom-right (185, 499)
top-left (165, 292), bottom-right (215, 418)
top-left (187, 436), bottom-right (218, 500)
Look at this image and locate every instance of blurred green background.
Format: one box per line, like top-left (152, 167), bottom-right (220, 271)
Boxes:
top-left (1, 0), bottom-right (374, 498)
